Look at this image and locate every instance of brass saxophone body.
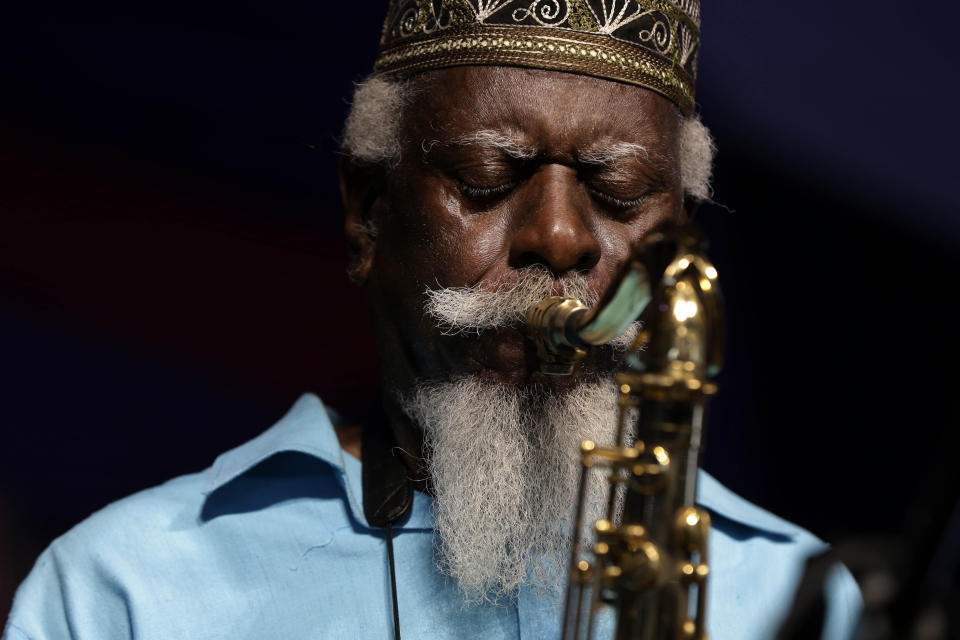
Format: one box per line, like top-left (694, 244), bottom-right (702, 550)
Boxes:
top-left (525, 223), bottom-right (724, 640)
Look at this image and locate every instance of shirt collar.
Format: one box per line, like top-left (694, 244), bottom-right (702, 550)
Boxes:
top-left (202, 393), bottom-right (345, 495)
top-left (697, 469), bottom-right (800, 538)
top-left (202, 393), bottom-right (432, 530)
top-left (202, 393), bottom-right (798, 538)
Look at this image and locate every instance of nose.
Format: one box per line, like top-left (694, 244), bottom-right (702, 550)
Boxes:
top-left (508, 165), bottom-right (601, 274)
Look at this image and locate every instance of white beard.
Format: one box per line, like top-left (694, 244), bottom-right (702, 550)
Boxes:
top-left (401, 377), bottom-right (620, 603)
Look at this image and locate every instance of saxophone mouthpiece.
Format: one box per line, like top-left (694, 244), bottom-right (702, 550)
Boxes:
top-left (524, 296), bottom-right (591, 375)
top-left (524, 249), bottom-right (655, 375)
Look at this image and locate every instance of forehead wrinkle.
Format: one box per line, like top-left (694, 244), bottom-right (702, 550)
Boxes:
top-left (408, 67), bottom-right (681, 176)
top-left (477, 70), bottom-right (675, 167)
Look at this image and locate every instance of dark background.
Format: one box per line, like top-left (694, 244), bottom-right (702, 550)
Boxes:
top-left (1, 1), bottom-right (957, 623)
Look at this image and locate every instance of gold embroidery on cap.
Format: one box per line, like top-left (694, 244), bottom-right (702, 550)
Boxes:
top-left (376, 0), bottom-right (700, 114)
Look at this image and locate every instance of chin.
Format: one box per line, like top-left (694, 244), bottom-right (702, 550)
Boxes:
top-left (471, 352), bottom-right (615, 389)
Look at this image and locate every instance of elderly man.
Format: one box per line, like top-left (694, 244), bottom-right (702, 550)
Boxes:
top-left (4, 2), bottom-right (860, 639)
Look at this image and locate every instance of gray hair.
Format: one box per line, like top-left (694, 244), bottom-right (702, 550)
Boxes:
top-left (341, 75), bottom-right (715, 201)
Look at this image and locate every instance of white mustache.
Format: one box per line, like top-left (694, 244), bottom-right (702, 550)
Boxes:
top-left (424, 266), bottom-right (641, 350)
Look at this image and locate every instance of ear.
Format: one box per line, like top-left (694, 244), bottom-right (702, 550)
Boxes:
top-left (340, 157), bottom-right (387, 285)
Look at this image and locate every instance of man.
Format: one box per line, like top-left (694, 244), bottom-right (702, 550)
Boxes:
top-left (4, 2), bottom-right (861, 639)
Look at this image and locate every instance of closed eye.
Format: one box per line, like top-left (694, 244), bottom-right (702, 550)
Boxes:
top-left (586, 183), bottom-right (649, 209)
top-left (458, 180), bottom-right (518, 200)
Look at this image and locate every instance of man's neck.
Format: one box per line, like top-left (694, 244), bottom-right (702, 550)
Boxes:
top-left (335, 423), bottom-right (363, 460)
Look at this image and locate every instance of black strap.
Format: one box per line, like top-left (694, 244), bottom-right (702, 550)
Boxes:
top-left (386, 522), bottom-right (401, 640)
top-left (362, 416), bottom-right (413, 640)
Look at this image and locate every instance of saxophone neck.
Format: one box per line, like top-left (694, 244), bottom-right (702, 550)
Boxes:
top-left (625, 228), bottom-right (724, 380)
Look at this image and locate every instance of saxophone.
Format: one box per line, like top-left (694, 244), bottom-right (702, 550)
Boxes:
top-left (525, 222), bottom-right (724, 640)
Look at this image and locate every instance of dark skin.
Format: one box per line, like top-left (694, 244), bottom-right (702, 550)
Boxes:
top-left (339, 66), bottom-right (693, 471)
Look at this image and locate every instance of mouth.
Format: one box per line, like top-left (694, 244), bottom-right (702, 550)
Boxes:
top-left (440, 325), bottom-right (620, 385)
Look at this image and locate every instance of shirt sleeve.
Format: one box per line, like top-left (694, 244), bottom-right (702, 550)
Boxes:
top-left (4, 546), bottom-right (76, 640)
top-left (4, 540), bottom-right (132, 640)
top-left (822, 562), bottom-right (864, 640)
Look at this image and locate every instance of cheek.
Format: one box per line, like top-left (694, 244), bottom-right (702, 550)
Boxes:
top-left (431, 214), bottom-right (510, 287)
top-left (379, 180), bottom-right (510, 289)
top-left (622, 192), bottom-right (682, 241)
top-left (592, 194), bottom-right (680, 274)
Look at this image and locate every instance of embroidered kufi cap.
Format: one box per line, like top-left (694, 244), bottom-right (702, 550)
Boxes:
top-left (374, 0), bottom-right (701, 115)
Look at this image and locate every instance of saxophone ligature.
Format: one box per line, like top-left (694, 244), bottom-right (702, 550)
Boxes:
top-left (525, 222), bottom-right (724, 640)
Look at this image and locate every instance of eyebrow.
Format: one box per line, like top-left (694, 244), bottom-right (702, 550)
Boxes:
top-left (578, 141), bottom-right (649, 165)
top-left (421, 129), bottom-right (537, 159)
top-left (578, 141), bottom-right (675, 179)
top-left (421, 131), bottom-right (673, 174)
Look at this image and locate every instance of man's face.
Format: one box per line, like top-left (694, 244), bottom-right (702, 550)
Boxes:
top-left (342, 65), bottom-right (685, 598)
top-left (359, 65), bottom-right (684, 395)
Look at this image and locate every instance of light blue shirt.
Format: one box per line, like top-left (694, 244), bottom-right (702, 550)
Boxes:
top-left (4, 394), bottom-right (861, 640)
